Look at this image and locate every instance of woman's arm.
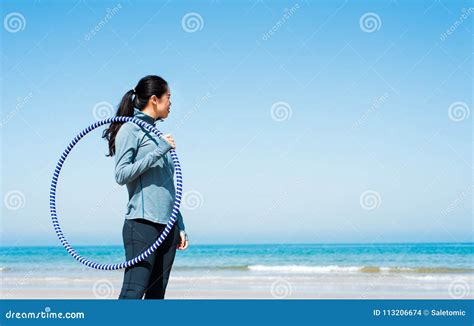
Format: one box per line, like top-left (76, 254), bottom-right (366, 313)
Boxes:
top-left (176, 209), bottom-right (189, 250)
top-left (114, 124), bottom-right (173, 185)
top-left (176, 209), bottom-right (186, 231)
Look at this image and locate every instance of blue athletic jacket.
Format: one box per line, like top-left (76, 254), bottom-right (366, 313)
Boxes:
top-left (114, 108), bottom-right (185, 231)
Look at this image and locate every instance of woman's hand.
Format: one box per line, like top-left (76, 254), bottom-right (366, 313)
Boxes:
top-left (177, 230), bottom-right (189, 250)
top-left (163, 134), bottom-right (176, 149)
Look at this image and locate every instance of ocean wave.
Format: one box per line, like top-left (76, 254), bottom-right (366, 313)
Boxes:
top-left (2, 264), bottom-right (472, 275)
top-left (246, 265), bottom-right (474, 274)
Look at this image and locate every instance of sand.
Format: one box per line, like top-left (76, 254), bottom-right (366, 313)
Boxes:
top-left (2, 273), bottom-right (472, 299)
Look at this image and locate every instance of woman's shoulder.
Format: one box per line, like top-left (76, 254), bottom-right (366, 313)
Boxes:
top-left (116, 121), bottom-right (141, 140)
top-left (119, 121), bottom-right (141, 132)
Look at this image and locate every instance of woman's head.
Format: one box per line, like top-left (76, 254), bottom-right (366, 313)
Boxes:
top-left (102, 75), bottom-right (171, 157)
top-left (132, 75), bottom-right (171, 119)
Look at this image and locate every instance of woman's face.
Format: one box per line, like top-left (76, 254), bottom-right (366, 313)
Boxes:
top-left (152, 87), bottom-right (171, 119)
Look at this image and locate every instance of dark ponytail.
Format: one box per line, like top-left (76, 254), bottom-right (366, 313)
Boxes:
top-left (102, 75), bottom-right (168, 157)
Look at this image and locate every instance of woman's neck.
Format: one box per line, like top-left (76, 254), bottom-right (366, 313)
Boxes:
top-left (141, 107), bottom-right (158, 121)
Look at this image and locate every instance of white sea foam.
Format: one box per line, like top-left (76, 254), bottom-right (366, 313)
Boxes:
top-left (248, 265), bottom-right (362, 273)
top-left (246, 265), bottom-right (474, 274)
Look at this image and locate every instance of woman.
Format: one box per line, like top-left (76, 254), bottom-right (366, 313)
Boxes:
top-left (102, 75), bottom-right (189, 299)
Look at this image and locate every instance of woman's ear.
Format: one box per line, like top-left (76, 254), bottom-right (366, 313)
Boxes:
top-left (149, 94), bottom-right (158, 107)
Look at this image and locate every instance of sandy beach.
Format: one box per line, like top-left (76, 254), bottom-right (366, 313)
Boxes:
top-left (2, 272), bottom-right (473, 299)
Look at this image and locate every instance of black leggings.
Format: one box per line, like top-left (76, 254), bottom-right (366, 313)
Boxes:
top-left (118, 218), bottom-right (180, 299)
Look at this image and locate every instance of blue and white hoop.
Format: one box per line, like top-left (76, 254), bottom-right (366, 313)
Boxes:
top-left (49, 116), bottom-right (183, 270)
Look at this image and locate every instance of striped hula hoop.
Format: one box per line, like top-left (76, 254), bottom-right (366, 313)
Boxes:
top-left (49, 116), bottom-right (183, 270)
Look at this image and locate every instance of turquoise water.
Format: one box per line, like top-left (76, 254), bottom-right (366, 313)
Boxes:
top-left (1, 243), bottom-right (473, 275)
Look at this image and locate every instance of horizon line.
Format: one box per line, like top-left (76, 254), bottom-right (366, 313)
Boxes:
top-left (1, 241), bottom-right (473, 248)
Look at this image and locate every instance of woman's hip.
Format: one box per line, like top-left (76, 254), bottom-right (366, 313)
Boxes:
top-left (122, 218), bottom-right (178, 251)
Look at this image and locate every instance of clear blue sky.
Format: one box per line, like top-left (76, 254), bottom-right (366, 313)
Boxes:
top-left (1, 0), bottom-right (472, 245)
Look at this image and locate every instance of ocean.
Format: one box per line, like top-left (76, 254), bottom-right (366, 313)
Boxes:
top-left (1, 242), bottom-right (473, 275)
top-left (1, 243), bottom-right (473, 299)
